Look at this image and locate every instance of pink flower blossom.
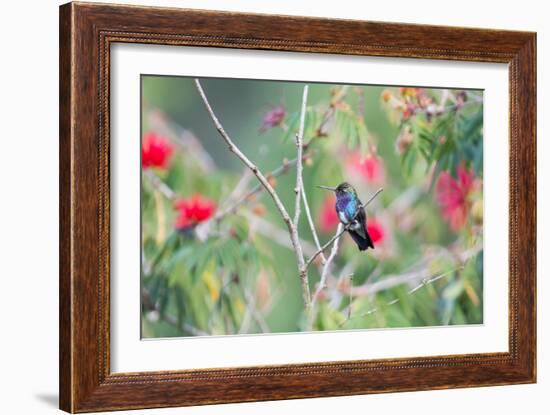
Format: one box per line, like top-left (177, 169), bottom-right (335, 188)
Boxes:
top-left (259, 105), bottom-right (286, 133)
top-left (348, 153), bottom-right (385, 184)
top-left (318, 194), bottom-right (339, 233)
top-left (435, 165), bottom-right (476, 231)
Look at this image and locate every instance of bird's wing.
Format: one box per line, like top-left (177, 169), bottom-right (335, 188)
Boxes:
top-left (353, 207), bottom-right (367, 239)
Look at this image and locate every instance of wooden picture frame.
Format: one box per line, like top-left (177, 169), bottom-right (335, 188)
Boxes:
top-left (59, 2), bottom-right (536, 412)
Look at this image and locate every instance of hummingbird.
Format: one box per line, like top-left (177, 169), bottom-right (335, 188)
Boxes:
top-left (318, 182), bottom-right (374, 251)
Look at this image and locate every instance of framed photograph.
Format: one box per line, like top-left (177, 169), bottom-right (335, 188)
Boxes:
top-left (59, 2), bottom-right (536, 412)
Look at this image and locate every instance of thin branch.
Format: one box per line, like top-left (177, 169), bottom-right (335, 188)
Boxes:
top-left (305, 224), bottom-right (348, 270)
top-left (144, 170), bottom-right (176, 200)
top-left (339, 268), bottom-right (460, 326)
top-left (335, 244), bottom-right (482, 327)
top-left (305, 188), bottom-right (383, 270)
top-left (145, 105), bottom-right (217, 172)
top-left (347, 273), bottom-right (354, 320)
top-left (143, 164), bottom-right (319, 258)
top-left (295, 86), bottom-right (326, 264)
top-left (228, 168), bottom-right (255, 204)
top-left (211, 157), bottom-right (298, 222)
top-left (301, 183), bottom-right (327, 263)
top-left (198, 155), bottom-right (311, 236)
top-left (142, 288), bottom-right (209, 336)
top-left (346, 244), bottom-right (481, 297)
top-left (314, 85), bottom-right (349, 138)
top-left (293, 85), bottom-right (309, 226)
top-left (413, 97), bottom-right (481, 118)
top-left (361, 187), bottom-right (385, 208)
top-left (238, 286), bottom-right (270, 334)
top-left (292, 85), bottom-right (316, 317)
top-left (194, 79), bottom-right (292, 230)
top-left (311, 223), bottom-right (343, 308)
top-left (208, 167), bottom-right (255, 226)
top-left (195, 79), bottom-right (311, 312)
top-left (245, 212), bottom-right (318, 257)
top-left (147, 102), bottom-right (312, 225)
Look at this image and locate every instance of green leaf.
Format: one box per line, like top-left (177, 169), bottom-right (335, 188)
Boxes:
top-left (401, 144), bottom-right (417, 176)
top-left (282, 112), bottom-right (300, 141)
top-left (173, 285), bottom-right (186, 328)
top-left (459, 110), bottom-right (483, 142)
top-left (194, 245), bottom-right (216, 284)
top-left (443, 278), bottom-right (464, 301)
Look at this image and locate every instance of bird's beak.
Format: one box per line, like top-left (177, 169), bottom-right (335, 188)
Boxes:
top-left (317, 185), bottom-right (337, 191)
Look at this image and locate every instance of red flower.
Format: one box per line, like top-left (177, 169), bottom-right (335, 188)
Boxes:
top-left (318, 194), bottom-right (339, 233)
top-left (142, 132), bottom-right (174, 169)
top-left (435, 165), bottom-right (476, 231)
top-left (366, 218), bottom-right (385, 245)
top-left (174, 194), bottom-right (216, 230)
top-left (259, 105), bottom-right (286, 133)
top-left (348, 153), bottom-right (385, 184)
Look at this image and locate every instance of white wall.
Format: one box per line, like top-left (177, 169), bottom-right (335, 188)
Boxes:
top-left (1, 0), bottom-right (546, 413)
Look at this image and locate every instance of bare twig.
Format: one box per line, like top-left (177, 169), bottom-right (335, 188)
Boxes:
top-left (438, 89), bottom-right (450, 112)
top-left (195, 79), bottom-right (311, 312)
top-left (142, 288), bottom-right (209, 336)
top-left (340, 268), bottom-right (460, 326)
top-left (228, 168), bottom-right (254, 204)
top-left (293, 85), bottom-right (309, 226)
top-left (347, 273), bottom-right (354, 320)
top-left (293, 85), bottom-right (317, 317)
top-left (414, 97), bottom-right (481, 118)
top-left (244, 212), bottom-right (318, 257)
top-left (300, 184), bottom-right (327, 263)
top-left (362, 187), bottom-right (385, 209)
top-left (346, 244), bottom-right (481, 297)
top-left (212, 159), bottom-right (297, 222)
top-left (311, 223), bottom-right (343, 308)
top-left (145, 105), bottom-right (217, 172)
top-left (146, 103), bottom-right (312, 226)
top-left (315, 85), bottom-right (349, 138)
top-left (238, 287), bottom-right (270, 334)
top-left (295, 86), bottom-right (326, 265)
top-left (305, 225), bottom-right (348, 270)
top-left (205, 155), bottom-right (308, 226)
top-left (335, 243), bottom-right (482, 326)
top-left (144, 170), bottom-right (176, 200)
top-left (195, 80), bottom-right (291, 227)
top-left (143, 160), bottom-right (319, 259)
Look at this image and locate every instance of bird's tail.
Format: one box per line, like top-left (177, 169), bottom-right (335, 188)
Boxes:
top-left (348, 229), bottom-right (374, 251)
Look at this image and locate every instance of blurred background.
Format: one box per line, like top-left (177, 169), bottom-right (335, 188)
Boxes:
top-left (140, 76), bottom-right (483, 338)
